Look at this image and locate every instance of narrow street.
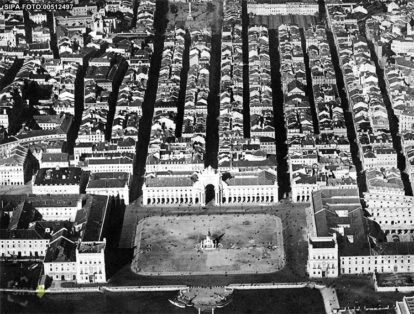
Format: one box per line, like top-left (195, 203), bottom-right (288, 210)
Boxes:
top-left (269, 29), bottom-right (290, 199)
top-left (131, 0), bottom-right (169, 201)
top-left (105, 57), bottom-right (129, 141)
top-left (325, 27), bottom-right (367, 197)
top-left (242, 0), bottom-right (251, 138)
top-left (366, 40), bottom-right (413, 196)
top-left (205, 0), bottom-right (223, 168)
top-left (300, 28), bottom-right (319, 135)
top-left (175, 30), bottom-right (191, 138)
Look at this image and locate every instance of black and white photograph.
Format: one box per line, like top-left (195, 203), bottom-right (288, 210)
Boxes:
top-left (0, 0), bottom-right (413, 313)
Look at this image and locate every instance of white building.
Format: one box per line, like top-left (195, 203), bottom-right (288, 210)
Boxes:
top-left (76, 129), bottom-right (105, 143)
top-left (76, 240), bottom-right (106, 283)
top-left (44, 238), bottom-right (107, 284)
top-left (32, 167), bottom-right (82, 195)
top-left (307, 234), bottom-right (339, 278)
top-left (33, 115), bottom-right (66, 130)
top-left (341, 249), bottom-right (414, 275)
top-left (0, 145), bottom-right (27, 186)
top-left (86, 172), bottom-right (130, 205)
top-left (0, 230), bottom-right (48, 258)
top-left (30, 12), bottom-right (47, 24)
top-left (30, 195), bottom-right (82, 221)
top-left (85, 156), bottom-right (133, 174)
top-left (143, 166), bottom-right (278, 206)
top-left (399, 109), bottom-right (414, 132)
top-left (44, 237), bottom-right (77, 281)
top-left (396, 296), bottom-right (414, 314)
top-left (0, 107), bottom-right (8, 128)
top-left (391, 39), bottom-right (414, 56)
top-left (291, 166), bottom-right (357, 203)
top-left (362, 147), bottom-right (398, 169)
top-left (364, 193), bottom-right (414, 242)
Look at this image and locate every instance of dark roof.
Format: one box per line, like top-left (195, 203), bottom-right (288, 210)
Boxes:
top-left (310, 240), bottom-right (336, 249)
top-left (44, 236), bottom-right (76, 263)
top-left (312, 189), bottom-right (371, 256)
top-left (82, 195), bottom-right (109, 242)
top-left (146, 176), bottom-right (193, 187)
top-left (225, 170), bottom-right (277, 186)
top-left (34, 167), bottom-right (82, 185)
top-left (78, 241), bottom-right (105, 253)
top-left (373, 242), bottom-right (414, 256)
top-left (41, 153), bottom-right (69, 163)
top-left (0, 229), bottom-right (43, 240)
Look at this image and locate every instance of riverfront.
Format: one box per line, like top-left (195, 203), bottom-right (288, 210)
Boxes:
top-left (0, 288), bottom-right (325, 314)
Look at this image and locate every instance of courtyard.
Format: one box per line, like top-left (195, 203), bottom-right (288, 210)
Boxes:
top-left (132, 214), bottom-right (285, 276)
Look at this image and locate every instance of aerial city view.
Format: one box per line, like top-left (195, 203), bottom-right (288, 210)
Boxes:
top-left (0, 0), bottom-right (414, 313)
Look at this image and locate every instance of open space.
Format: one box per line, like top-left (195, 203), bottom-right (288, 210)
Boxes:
top-left (132, 214), bottom-right (285, 276)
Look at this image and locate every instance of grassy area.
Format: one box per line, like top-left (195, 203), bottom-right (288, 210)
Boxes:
top-left (132, 214), bottom-right (285, 275)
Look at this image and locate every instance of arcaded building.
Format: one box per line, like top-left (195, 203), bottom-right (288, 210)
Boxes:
top-left (142, 166), bottom-right (278, 206)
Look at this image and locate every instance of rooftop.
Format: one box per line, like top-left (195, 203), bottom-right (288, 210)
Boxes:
top-left (225, 170), bottom-right (277, 186)
top-left (0, 229), bottom-right (44, 240)
top-left (41, 153), bottom-right (69, 163)
top-left (146, 176), bottom-right (194, 187)
top-left (81, 195), bottom-right (109, 242)
top-left (34, 167), bottom-right (82, 186)
top-left (87, 172), bottom-right (130, 189)
top-left (78, 241), bottom-right (106, 254)
top-left (44, 237), bottom-right (76, 263)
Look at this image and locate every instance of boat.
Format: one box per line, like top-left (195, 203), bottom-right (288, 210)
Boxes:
top-left (168, 298), bottom-right (186, 308)
top-left (216, 296), bottom-right (233, 308)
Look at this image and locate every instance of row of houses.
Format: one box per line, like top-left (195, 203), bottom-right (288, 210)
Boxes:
top-left (307, 3), bottom-right (414, 281)
top-left (155, 27), bottom-right (186, 110)
top-left (147, 27), bottom-right (211, 173)
top-left (142, 2), bottom-right (279, 207)
top-left (219, 1), bottom-right (245, 168)
top-left (116, 60), bottom-right (149, 116)
top-left (329, 4), bottom-right (404, 197)
top-left (181, 27), bottom-right (210, 164)
top-left (279, 24), bottom-right (314, 140)
top-left (305, 25), bottom-right (346, 135)
top-left (249, 25), bottom-right (273, 138)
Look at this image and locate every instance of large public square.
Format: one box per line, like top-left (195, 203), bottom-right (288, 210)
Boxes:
top-left (132, 214), bottom-right (285, 276)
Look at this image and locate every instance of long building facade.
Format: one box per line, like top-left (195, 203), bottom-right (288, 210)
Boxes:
top-left (142, 167), bottom-right (278, 206)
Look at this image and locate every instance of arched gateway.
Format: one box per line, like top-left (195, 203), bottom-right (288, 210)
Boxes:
top-left (193, 166), bottom-right (222, 206)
